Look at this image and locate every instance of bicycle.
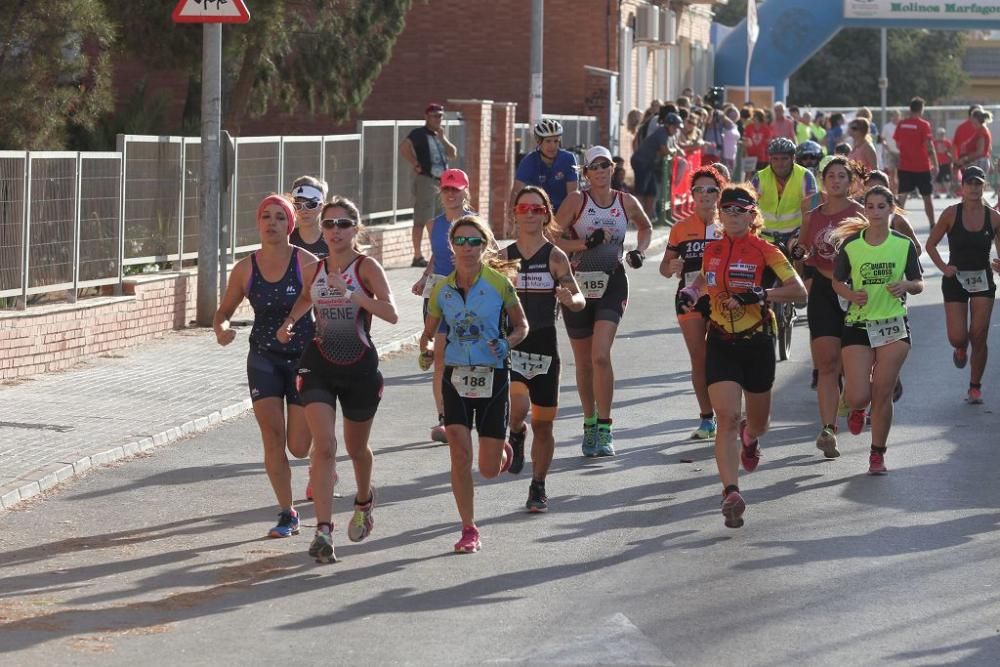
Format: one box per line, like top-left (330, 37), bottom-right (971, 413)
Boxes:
top-left (760, 228), bottom-right (802, 362)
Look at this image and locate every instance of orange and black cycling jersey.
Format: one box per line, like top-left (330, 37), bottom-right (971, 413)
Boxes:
top-left (666, 213), bottom-right (722, 290)
top-left (701, 233), bottom-right (796, 335)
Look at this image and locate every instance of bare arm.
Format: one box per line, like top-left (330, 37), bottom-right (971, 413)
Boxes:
top-left (399, 137), bottom-right (420, 173)
top-left (924, 206), bottom-right (955, 275)
top-left (212, 258), bottom-right (251, 345)
top-left (659, 248), bottom-right (681, 279)
top-left (275, 261), bottom-right (319, 343)
top-left (553, 191), bottom-right (588, 255)
top-left (356, 258), bottom-right (399, 325)
top-left (504, 300), bottom-right (529, 349)
top-left (892, 214), bottom-right (922, 257)
top-left (765, 273), bottom-right (807, 303)
top-left (439, 130), bottom-right (458, 160)
top-left (623, 192), bottom-right (652, 253)
top-left (550, 246), bottom-right (586, 312)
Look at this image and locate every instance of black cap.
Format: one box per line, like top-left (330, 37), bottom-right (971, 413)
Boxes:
top-left (719, 188), bottom-right (757, 207)
top-left (661, 111), bottom-right (683, 127)
top-left (962, 166), bottom-right (986, 184)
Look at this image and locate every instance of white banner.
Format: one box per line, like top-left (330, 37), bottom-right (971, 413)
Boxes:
top-left (844, 0), bottom-right (1000, 20)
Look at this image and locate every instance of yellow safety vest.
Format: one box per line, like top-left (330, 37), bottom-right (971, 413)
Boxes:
top-left (757, 165), bottom-right (807, 232)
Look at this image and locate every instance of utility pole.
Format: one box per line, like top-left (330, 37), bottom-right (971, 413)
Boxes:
top-left (530, 0), bottom-right (543, 125)
top-left (197, 24), bottom-right (222, 326)
top-left (879, 28), bottom-right (888, 131)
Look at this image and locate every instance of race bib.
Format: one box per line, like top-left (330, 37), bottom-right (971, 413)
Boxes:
top-left (866, 315), bottom-right (907, 348)
top-left (451, 366), bottom-right (494, 399)
top-left (510, 350), bottom-right (553, 379)
top-left (684, 270), bottom-right (701, 287)
top-left (577, 271), bottom-right (609, 299)
top-left (421, 273), bottom-right (445, 298)
top-left (957, 270), bottom-right (989, 293)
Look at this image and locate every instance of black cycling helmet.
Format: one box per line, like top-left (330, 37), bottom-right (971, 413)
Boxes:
top-left (768, 137), bottom-right (797, 156)
top-left (533, 118), bottom-right (564, 139)
top-left (795, 140), bottom-right (823, 159)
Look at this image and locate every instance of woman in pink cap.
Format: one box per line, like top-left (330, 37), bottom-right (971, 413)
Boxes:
top-left (213, 194), bottom-right (319, 540)
top-left (412, 168), bottom-right (475, 443)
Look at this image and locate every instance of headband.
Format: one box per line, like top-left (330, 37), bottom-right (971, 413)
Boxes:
top-left (257, 195), bottom-right (296, 235)
top-left (292, 184), bottom-right (324, 202)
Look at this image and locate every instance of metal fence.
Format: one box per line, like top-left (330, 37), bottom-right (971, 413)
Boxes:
top-left (514, 114), bottom-right (602, 159)
top-left (0, 119), bottom-right (464, 307)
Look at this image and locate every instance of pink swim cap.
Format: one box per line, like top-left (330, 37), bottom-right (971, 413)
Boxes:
top-left (257, 194), bottom-right (296, 235)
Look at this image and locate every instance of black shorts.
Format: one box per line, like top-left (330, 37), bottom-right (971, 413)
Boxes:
top-left (807, 272), bottom-right (846, 340)
top-left (296, 344), bottom-right (384, 421)
top-left (841, 320), bottom-right (912, 348)
top-left (941, 273), bottom-right (997, 303)
top-left (630, 158), bottom-right (657, 196)
top-left (442, 366), bottom-right (510, 439)
top-left (897, 170), bottom-right (933, 197)
top-left (562, 265), bottom-right (629, 339)
top-left (705, 330), bottom-right (776, 393)
top-left (510, 329), bottom-right (561, 410)
top-left (935, 166), bottom-right (953, 184)
top-left (247, 348), bottom-right (302, 405)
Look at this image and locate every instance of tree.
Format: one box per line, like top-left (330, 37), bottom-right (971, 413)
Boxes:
top-left (712, 1), bottom-right (966, 107)
top-left (0, 0), bottom-right (115, 149)
top-left (789, 29), bottom-right (966, 107)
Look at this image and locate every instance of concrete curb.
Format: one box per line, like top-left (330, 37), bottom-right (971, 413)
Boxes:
top-left (1, 232), bottom-right (667, 512)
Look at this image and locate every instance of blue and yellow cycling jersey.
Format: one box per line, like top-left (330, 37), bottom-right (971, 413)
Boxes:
top-left (427, 264), bottom-right (520, 368)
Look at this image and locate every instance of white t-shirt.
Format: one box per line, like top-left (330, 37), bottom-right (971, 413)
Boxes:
top-left (882, 122), bottom-right (898, 154)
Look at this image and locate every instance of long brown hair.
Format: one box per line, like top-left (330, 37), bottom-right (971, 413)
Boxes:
top-left (830, 185), bottom-right (895, 248)
top-left (449, 214), bottom-right (519, 280)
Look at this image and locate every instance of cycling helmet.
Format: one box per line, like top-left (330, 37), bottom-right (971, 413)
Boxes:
top-left (533, 118), bottom-right (564, 138)
top-left (795, 141), bottom-right (822, 159)
top-left (768, 137), bottom-right (797, 156)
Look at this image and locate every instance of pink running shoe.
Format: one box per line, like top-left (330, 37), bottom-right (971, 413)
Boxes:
top-left (721, 490), bottom-right (746, 528)
top-left (967, 387), bottom-right (983, 405)
top-left (868, 450), bottom-right (888, 475)
top-left (454, 525), bottom-right (481, 553)
top-left (738, 419), bottom-right (761, 472)
top-left (847, 409), bottom-right (866, 436)
top-left (499, 441), bottom-right (514, 474)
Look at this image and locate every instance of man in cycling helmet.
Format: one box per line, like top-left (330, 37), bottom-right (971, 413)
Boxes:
top-left (796, 141), bottom-right (824, 209)
top-left (510, 118), bottom-right (579, 222)
top-left (751, 137), bottom-right (818, 233)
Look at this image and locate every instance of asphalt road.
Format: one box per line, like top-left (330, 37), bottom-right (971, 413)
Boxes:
top-left (2, 199), bottom-right (999, 665)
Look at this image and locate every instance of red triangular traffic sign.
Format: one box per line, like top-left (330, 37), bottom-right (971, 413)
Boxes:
top-left (172, 0), bottom-right (250, 24)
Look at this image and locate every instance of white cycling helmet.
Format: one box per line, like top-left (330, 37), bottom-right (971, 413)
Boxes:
top-left (534, 118), bottom-right (564, 138)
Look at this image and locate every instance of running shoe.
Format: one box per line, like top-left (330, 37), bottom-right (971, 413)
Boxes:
top-left (892, 379), bottom-right (903, 403)
top-left (953, 347), bottom-right (968, 369)
top-left (721, 489), bottom-right (746, 529)
top-left (690, 417), bottom-right (717, 440)
top-left (815, 427), bottom-right (840, 459)
top-left (508, 428), bottom-right (527, 474)
top-left (411, 256), bottom-right (428, 268)
top-left (738, 419), bottom-right (761, 472)
top-left (596, 427), bottom-right (616, 457)
top-left (847, 409), bottom-right (866, 435)
top-left (430, 421), bottom-right (448, 443)
top-left (810, 368), bottom-right (818, 390)
top-left (454, 525), bottom-right (481, 553)
top-left (500, 441), bottom-right (514, 474)
top-left (967, 387), bottom-right (984, 405)
top-left (526, 481), bottom-right (548, 513)
top-left (268, 509), bottom-right (300, 538)
top-left (582, 423), bottom-right (598, 457)
top-left (347, 487), bottom-right (376, 543)
top-left (309, 529), bottom-right (337, 564)
top-left (868, 450), bottom-right (888, 476)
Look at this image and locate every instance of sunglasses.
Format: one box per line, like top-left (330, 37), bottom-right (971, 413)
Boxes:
top-left (514, 203), bottom-right (547, 215)
top-left (452, 235), bottom-right (485, 247)
top-left (321, 217), bottom-right (357, 230)
top-left (720, 205), bottom-right (756, 215)
top-left (293, 199), bottom-right (322, 211)
top-left (691, 185), bottom-right (720, 194)
top-left (588, 161), bottom-right (613, 170)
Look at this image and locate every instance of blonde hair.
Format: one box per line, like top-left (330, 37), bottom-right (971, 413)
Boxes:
top-left (449, 215), bottom-right (519, 280)
top-left (321, 197), bottom-right (368, 254)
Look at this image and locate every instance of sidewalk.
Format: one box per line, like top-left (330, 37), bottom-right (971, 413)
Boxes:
top-left (0, 229), bottom-right (669, 511)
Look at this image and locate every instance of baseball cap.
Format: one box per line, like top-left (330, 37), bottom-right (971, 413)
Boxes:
top-left (962, 165), bottom-right (986, 184)
top-left (663, 112), bottom-right (683, 127)
top-left (584, 145), bottom-right (613, 166)
top-left (425, 103), bottom-right (444, 114)
top-left (440, 168), bottom-right (470, 190)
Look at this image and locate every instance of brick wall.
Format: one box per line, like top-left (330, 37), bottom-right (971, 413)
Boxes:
top-left (0, 271), bottom-right (252, 382)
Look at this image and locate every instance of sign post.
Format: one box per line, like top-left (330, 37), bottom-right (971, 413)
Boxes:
top-left (172, 0), bottom-right (250, 327)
